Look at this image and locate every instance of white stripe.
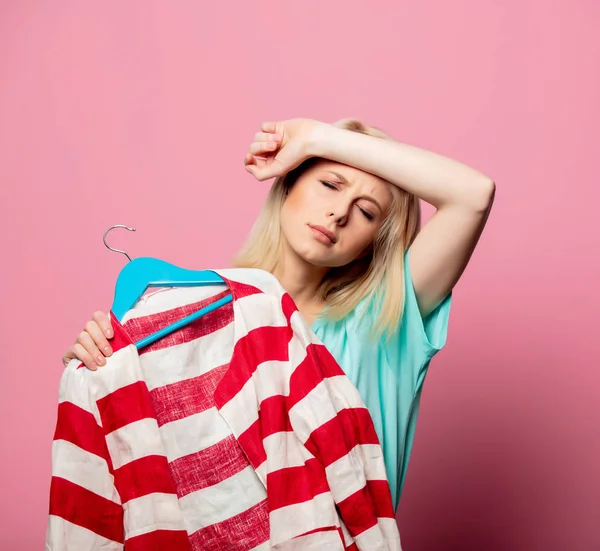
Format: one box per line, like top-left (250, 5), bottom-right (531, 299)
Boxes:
top-left (231, 292), bottom-right (288, 341)
top-left (289, 377), bottom-right (371, 445)
top-left (250, 540), bottom-right (272, 551)
top-left (353, 520), bottom-right (402, 551)
top-left (289, 309), bottom-right (325, 346)
top-left (263, 431), bottom-right (313, 472)
top-left (88, 345), bottom-right (143, 400)
top-left (325, 444), bottom-right (388, 503)
top-left (159, 407), bottom-right (233, 462)
top-left (272, 530), bottom-right (346, 550)
top-left (287, 331), bottom-right (309, 371)
top-left (140, 321), bottom-right (235, 390)
top-left (322, 374), bottom-right (368, 409)
top-left (179, 465), bottom-right (266, 534)
top-left (46, 515), bottom-right (123, 550)
top-left (255, 460), bottom-right (267, 484)
top-left (58, 363), bottom-right (104, 426)
top-left (340, 520), bottom-right (353, 547)
top-left (269, 492), bottom-right (340, 546)
top-left (218, 375), bottom-right (259, 437)
top-left (123, 492), bottom-right (186, 538)
top-left (105, 418), bottom-right (164, 470)
top-left (254, 359), bottom-right (293, 400)
top-left (288, 379), bottom-right (338, 443)
top-left (378, 517), bottom-right (403, 550)
top-left (218, 359), bottom-right (291, 437)
top-left (52, 440), bottom-right (120, 504)
top-left (216, 268), bottom-right (287, 299)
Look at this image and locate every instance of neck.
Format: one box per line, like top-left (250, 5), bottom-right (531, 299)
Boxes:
top-left (274, 246), bottom-right (329, 314)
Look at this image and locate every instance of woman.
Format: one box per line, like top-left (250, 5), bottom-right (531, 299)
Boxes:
top-left (61, 117), bottom-right (495, 511)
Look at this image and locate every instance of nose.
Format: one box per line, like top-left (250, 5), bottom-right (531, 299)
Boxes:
top-left (328, 210), bottom-right (348, 226)
top-left (326, 194), bottom-right (352, 225)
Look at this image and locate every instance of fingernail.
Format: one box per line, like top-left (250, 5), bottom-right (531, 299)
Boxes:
top-left (96, 355), bottom-right (105, 366)
top-left (90, 362), bottom-right (97, 371)
top-left (104, 346), bottom-right (112, 356)
top-left (106, 329), bottom-right (113, 338)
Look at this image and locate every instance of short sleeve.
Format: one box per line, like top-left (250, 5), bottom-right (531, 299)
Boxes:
top-left (381, 249), bottom-right (453, 384)
top-left (403, 248), bottom-right (452, 359)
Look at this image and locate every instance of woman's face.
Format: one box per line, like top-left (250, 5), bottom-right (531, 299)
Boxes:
top-left (280, 160), bottom-right (393, 268)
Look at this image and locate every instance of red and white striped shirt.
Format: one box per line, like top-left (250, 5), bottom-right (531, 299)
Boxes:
top-left (47, 269), bottom-right (401, 550)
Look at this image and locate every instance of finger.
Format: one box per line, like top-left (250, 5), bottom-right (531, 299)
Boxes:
top-left (245, 163), bottom-right (258, 178)
top-left (245, 162), bottom-right (277, 182)
top-left (85, 320), bottom-right (113, 357)
top-left (244, 152), bottom-right (255, 166)
top-left (62, 347), bottom-right (75, 368)
top-left (254, 131), bottom-right (281, 142)
top-left (250, 141), bottom-right (278, 156)
top-left (72, 343), bottom-right (98, 371)
top-left (77, 330), bottom-right (106, 368)
top-left (245, 164), bottom-right (266, 181)
top-left (92, 310), bottom-right (113, 339)
top-left (261, 121), bottom-right (277, 133)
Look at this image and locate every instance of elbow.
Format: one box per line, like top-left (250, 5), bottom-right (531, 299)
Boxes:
top-left (468, 176), bottom-right (496, 213)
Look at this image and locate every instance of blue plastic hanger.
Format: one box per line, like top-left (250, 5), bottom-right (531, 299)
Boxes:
top-left (103, 225), bottom-right (232, 349)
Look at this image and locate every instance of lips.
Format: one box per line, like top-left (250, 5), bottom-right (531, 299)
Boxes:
top-left (308, 224), bottom-right (337, 244)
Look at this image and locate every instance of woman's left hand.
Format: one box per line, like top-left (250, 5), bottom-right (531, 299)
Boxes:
top-left (244, 118), bottom-right (325, 181)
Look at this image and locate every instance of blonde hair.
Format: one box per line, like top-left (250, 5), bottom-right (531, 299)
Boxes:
top-left (233, 118), bottom-right (421, 339)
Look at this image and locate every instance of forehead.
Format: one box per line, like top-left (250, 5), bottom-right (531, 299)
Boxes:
top-left (313, 160), bottom-right (392, 201)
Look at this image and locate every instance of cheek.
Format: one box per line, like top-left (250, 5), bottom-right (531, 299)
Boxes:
top-left (281, 185), bottom-right (318, 225)
top-left (341, 223), bottom-right (381, 257)
top-left (280, 197), bottom-right (306, 245)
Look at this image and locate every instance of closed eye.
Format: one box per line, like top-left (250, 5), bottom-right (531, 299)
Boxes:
top-left (358, 207), bottom-right (374, 221)
top-left (321, 181), bottom-right (375, 220)
top-left (320, 180), bottom-right (338, 190)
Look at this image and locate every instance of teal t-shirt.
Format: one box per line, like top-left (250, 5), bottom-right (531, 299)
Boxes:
top-left (311, 249), bottom-right (452, 511)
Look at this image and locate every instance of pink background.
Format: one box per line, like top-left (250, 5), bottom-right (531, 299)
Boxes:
top-left (1, 2), bottom-right (599, 549)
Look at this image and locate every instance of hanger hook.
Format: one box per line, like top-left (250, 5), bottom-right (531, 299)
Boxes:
top-left (103, 224), bottom-right (136, 262)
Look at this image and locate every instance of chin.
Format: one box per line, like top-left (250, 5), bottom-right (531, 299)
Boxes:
top-left (284, 234), bottom-right (352, 268)
top-left (296, 248), bottom-right (350, 268)
top-left (292, 245), bottom-right (334, 267)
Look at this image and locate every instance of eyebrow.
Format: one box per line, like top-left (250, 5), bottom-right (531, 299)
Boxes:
top-left (326, 171), bottom-right (383, 212)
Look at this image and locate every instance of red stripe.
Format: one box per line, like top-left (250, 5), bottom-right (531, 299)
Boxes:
top-left (365, 479), bottom-right (395, 518)
top-left (288, 344), bottom-right (345, 410)
top-left (125, 529), bottom-right (192, 550)
top-left (214, 325), bottom-right (291, 408)
top-left (258, 395), bottom-right (293, 438)
top-left (97, 381), bottom-right (156, 433)
top-left (169, 435), bottom-right (250, 498)
top-left (345, 543), bottom-right (359, 551)
top-left (122, 290), bottom-right (234, 353)
top-left (150, 363), bottom-right (229, 426)
top-left (303, 408), bottom-right (380, 467)
top-left (54, 401), bottom-right (113, 471)
top-left (113, 455), bottom-right (177, 503)
top-left (266, 458), bottom-right (330, 510)
top-left (336, 484), bottom-right (379, 538)
top-left (49, 476), bottom-right (123, 543)
top-left (281, 293), bottom-right (298, 324)
top-left (219, 277), bottom-right (263, 300)
top-left (187, 499), bottom-right (269, 550)
top-left (304, 341), bottom-right (346, 378)
top-left (236, 419), bottom-right (267, 469)
top-left (234, 396), bottom-right (292, 469)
